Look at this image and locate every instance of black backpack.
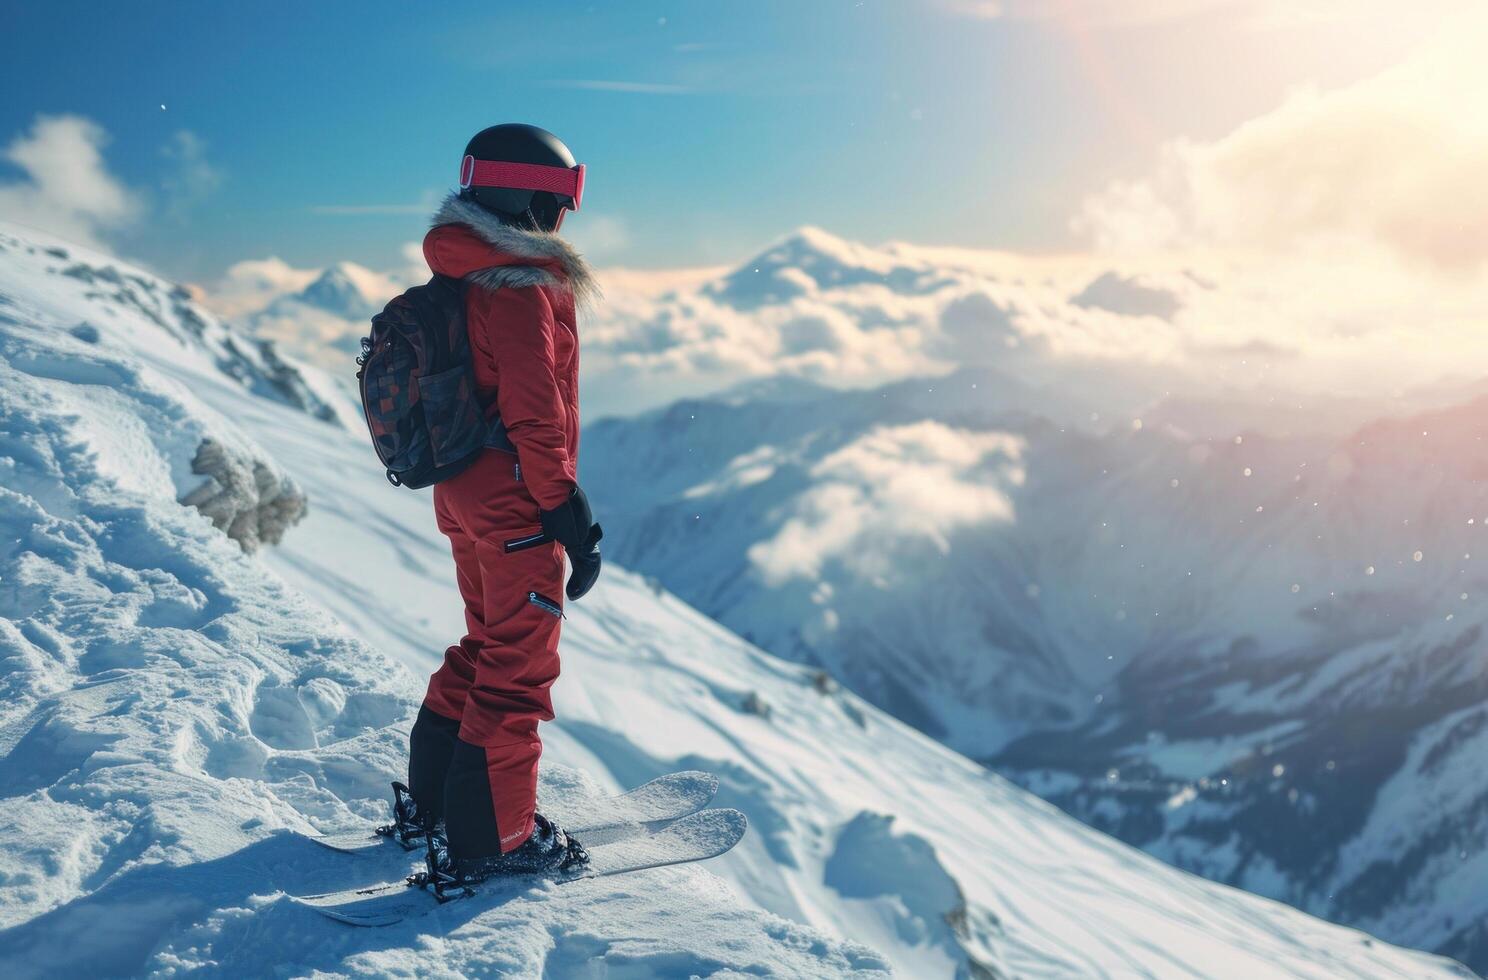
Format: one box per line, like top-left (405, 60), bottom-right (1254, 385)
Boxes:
top-left (356, 275), bottom-right (513, 489)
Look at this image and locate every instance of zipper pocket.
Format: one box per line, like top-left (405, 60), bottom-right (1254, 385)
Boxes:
top-left (504, 531), bottom-right (549, 553)
top-left (528, 591), bottom-right (564, 619)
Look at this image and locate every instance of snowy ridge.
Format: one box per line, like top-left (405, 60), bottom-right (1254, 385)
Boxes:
top-left (0, 228), bottom-right (317, 554)
top-left (0, 224), bottom-right (1472, 977)
top-left (0, 224), bottom-right (350, 430)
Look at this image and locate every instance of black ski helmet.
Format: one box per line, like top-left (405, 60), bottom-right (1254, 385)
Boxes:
top-left (458, 124), bottom-right (584, 232)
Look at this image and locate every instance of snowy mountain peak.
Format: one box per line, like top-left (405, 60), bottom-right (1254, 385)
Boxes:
top-left (706, 226), bottom-right (947, 309)
top-left (774, 225), bottom-right (864, 260)
top-left (292, 261), bottom-right (387, 318)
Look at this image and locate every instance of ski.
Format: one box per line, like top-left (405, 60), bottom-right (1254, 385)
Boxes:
top-left (294, 807), bottom-right (748, 927)
top-left (303, 770), bottom-right (719, 854)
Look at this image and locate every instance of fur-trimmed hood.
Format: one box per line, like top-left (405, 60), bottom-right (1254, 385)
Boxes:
top-left (428, 192), bottom-right (598, 309)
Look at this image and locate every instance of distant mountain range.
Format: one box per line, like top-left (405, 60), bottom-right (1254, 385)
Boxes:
top-left (582, 229), bottom-right (1488, 971)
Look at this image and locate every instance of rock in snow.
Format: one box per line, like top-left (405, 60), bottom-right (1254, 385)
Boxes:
top-left (0, 223), bottom-right (1473, 977)
top-left (181, 437), bottom-right (307, 552)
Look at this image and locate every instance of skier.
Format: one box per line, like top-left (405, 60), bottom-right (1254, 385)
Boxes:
top-left (388, 124), bottom-right (601, 886)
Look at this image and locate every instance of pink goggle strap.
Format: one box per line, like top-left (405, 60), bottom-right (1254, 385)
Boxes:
top-left (460, 156), bottom-right (585, 210)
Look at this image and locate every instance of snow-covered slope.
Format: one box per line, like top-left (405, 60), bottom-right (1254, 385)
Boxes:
top-left (0, 225), bottom-right (1473, 977)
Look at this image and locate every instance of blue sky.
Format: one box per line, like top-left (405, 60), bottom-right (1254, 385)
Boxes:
top-left (0, 0), bottom-right (1441, 280)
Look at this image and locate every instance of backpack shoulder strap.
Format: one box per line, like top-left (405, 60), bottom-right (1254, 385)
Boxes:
top-left (436, 273), bottom-right (517, 454)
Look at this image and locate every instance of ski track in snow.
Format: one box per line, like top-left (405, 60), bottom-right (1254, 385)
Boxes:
top-left (0, 223), bottom-right (1474, 978)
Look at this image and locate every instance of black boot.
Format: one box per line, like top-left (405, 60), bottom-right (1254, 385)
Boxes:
top-left (461, 813), bottom-right (590, 876)
top-left (415, 814), bottom-right (589, 901)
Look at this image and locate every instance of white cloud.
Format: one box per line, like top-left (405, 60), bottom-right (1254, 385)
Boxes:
top-left (594, 265), bottom-right (729, 297)
top-left (246, 306), bottom-right (365, 363)
top-left (747, 422), bottom-right (1025, 584)
top-left (939, 0), bottom-right (1470, 29)
top-left (1070, 271), bottom-right (1182, 320)
top-left (574, 215), bottom-right (629, 258)
top-left (197, 249), bottom-right (432, 370)
top-left (204, 256), bottom-right (320, 319)
top-left (684, 445), bottom-right (783, 499)
top-left (938, 0), bottom-right (1005, 20)
top-left (202, 246), bottom-right (426, 322)
top-left (1074, 10), bottom-right (1488, 270)
top-left (579, 229), bottom-right (1010, 413)
top-left (160, 130), bottom-right (222, 219)
top-left (398, 240), bottom-right (430, 283)
top-left (940, 0), bottom-right (1232, 26)
top-left (582, 284), bottom-right (948, 416)
top-left (0, 115), bottom-right (138, 249)
top-left (330, 260), bottom-right (407, 305)
top-left (937, 291), bottom-right (1037, 363)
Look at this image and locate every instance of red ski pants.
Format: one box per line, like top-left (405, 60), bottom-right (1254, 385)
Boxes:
top-left (423, 449), bottom-right (564, 853)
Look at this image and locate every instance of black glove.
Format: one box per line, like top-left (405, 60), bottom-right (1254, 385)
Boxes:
top-left (540, 486), bottom-right (603, 600)
top-left (565, 524), bottom-right (603, 601)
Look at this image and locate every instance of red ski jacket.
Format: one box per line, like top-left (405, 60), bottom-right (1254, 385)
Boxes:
top-left (423, 194), bottom-right (596, 511)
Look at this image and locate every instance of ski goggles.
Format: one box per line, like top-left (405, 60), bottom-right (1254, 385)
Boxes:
top-left (459, 155), bottom-right (586, 212)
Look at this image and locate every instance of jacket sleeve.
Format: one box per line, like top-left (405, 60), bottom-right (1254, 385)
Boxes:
top-left (477, 286), bottom-right (576, 511)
